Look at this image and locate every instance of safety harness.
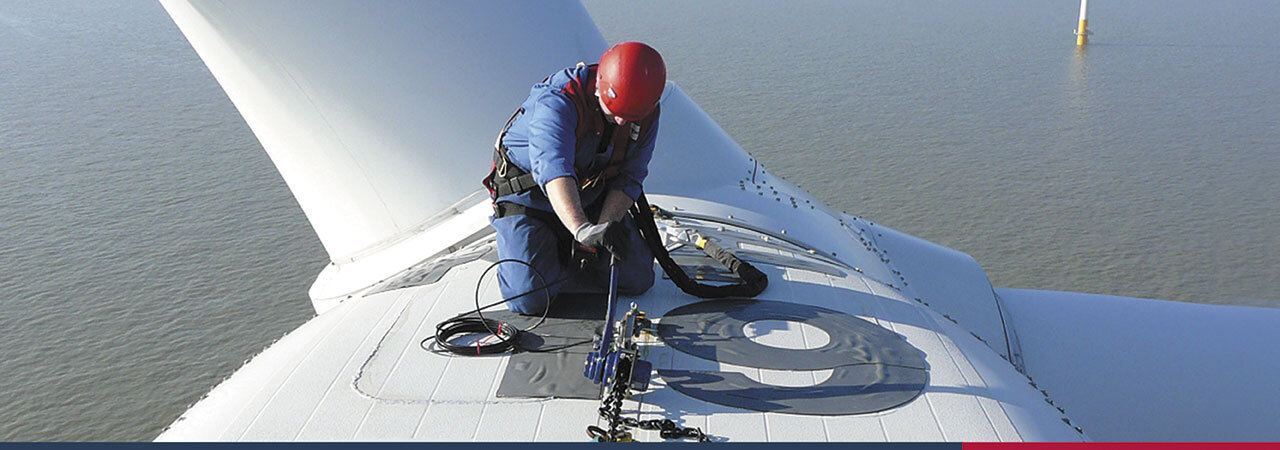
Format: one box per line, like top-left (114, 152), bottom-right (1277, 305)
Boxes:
top-left (481, 65), bottom-right (766, 301)
top-left (483, 64), bottom-right (657, 201)
top-left (471, 66), bottom-right (766, 442)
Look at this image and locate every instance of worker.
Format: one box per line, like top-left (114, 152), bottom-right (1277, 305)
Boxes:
top-left (484, 42), bottom-right (666, 315)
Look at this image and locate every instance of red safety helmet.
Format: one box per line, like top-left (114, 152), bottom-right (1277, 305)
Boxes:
top-left (596, 42), bottom-right (666, 122)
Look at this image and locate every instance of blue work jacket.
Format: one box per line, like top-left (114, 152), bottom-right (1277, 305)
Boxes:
top-left (497, 64), bottom-right (660, 213)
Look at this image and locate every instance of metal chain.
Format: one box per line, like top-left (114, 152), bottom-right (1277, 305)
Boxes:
top-left (621, 417), bottom-right (711, 442)
top-left (587, 384), bottom-right (711, 442)
top-left (584, 311), bottom-right (710, 442)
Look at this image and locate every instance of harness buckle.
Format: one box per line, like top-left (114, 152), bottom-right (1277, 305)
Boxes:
top-left (495, 153), bottom-right (510, 178)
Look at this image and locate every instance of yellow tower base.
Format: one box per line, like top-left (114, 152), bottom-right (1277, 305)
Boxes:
top-left (1076, 19), bottom-right (1088, 46)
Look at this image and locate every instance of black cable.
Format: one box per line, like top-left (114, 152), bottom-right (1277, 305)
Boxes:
top-left (421, 258), bottom-right (583, 355)
top-left (433, 315), bottom-right (519, 355)
top-left (474, 258), bottom-right (552, 337)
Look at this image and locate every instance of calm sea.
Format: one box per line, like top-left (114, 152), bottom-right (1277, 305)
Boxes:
top-left (1, 0), bottom-right (1276, 441)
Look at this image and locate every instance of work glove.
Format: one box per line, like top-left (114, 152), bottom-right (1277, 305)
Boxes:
top-left (574, 221), bottom-right (628, 260)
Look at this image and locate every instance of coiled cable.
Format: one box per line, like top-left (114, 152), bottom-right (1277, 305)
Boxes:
top-left (424, 258), bottom-right (580, 355)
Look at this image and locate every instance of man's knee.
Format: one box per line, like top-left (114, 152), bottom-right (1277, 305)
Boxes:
top-left (617, 258), bottom-right (655, 296)
top-left (492, 214), bottom-right (565, 315)
top-left (498, 263), bottom-right (561, 315)
top-left (506, 296), bottom-right (549, 315)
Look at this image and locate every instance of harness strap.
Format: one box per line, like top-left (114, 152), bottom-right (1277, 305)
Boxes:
top-left (486, 147), bottom-right (540, 199)
top-left (486, 123), bottom-right (640, 198)
top-left (483, 106), bottom-right (531, 199)
top-left (493, 201), bottom-right (559, 223)
top-left (484, 64), bottom-right (655, 200)
top-left (581, 121), bottom-right (640, 189)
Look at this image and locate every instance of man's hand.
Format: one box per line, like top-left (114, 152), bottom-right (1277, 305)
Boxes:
top-left (574, 222), bottom-right (628, 259)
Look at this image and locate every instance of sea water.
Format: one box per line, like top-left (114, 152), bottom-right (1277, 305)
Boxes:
top-left (0, 0), bottom-right (1275, 441)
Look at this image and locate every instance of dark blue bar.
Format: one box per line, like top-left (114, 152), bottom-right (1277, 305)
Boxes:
top-left (0, 443), bottom-right (963, 449)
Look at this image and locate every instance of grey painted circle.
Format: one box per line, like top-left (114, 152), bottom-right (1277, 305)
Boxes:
top-left (658, 365), bottom-right (928, 416)
top-left (657, 299), bottom-right (927, 370)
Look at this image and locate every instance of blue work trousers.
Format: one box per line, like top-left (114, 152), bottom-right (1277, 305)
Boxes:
top-left (491, 211), bottom-right (655, 315)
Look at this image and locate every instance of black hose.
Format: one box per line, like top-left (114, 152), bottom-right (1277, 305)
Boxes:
top-left (632, 193), bottom-right (768, 298)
